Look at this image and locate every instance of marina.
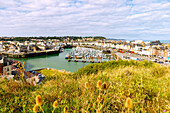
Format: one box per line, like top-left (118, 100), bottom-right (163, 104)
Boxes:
top-left (65, 47), bottom-right (114, 63)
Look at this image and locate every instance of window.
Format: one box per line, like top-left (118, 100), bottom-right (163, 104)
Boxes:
top-left (7, 67), bottom-right (9, 71)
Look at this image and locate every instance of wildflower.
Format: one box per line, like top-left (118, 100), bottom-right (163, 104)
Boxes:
top-left (97, 80), bottom-right (102, 89)
top-left (36, 95), bottom-right (43, 106)
top-left (102, 82), bottom-right (107, 89)
top-left (97, 95), bottom-right (102, 103)
top-left (53, 100), bottom-right (58, 108)
top-left (96, 108), bottom-right (100, 113)
top-left (85, 82), bottom-right (89, 89)
top-left (33, 105), bottom-right (39, 113)
top-left (64, 106), bottom-right (68, 113)
top-left (125, 97), bottom-right (132, 109)
top-left (82, 108), bottom-right (85, 113)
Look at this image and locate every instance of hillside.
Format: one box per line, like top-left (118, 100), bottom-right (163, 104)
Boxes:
top-left (0, 60), bottom-right (170, 112)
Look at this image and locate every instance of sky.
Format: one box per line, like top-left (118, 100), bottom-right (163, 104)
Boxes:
top-left (0, 0), bottom-right (170, 40)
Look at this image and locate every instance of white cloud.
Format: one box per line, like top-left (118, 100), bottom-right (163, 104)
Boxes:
top-left (126, 13), bottom-right (151, 19)
top-left (0, 0), bottom-right (169, 40)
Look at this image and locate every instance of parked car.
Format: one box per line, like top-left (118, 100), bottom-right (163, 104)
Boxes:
top-left (29, 70), bottom-right (45, 84)
top-left (164, 60), bottom-right (169, 65)
top-left (158, 61), bottom-right (163, 64)
top-left (37, 73), bottom-right (45, 84)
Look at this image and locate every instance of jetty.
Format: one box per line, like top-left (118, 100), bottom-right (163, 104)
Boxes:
top-left (68, 59), bottom-right (102, 63)
top-left (2, 49), bottom-right (60, 58)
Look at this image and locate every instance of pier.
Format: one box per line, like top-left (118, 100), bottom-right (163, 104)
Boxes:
top-left (68, 59), bottom-right (102, 63)
top-left (2, 49), bottom-right (60, 58)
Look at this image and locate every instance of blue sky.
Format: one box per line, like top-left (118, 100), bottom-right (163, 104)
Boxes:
top-left (0, 0), bottom-right (170, 40)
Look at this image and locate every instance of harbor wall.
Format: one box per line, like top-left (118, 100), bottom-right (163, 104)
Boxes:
top-left (2, 49), bottom-right (60, 58)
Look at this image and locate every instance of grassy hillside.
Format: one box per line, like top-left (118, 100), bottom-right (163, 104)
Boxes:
top-left (0, 60), bottom-right (170, 112)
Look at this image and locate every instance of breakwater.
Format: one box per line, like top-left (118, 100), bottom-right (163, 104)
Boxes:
top-left (2, 49), bottom-right (60, 58)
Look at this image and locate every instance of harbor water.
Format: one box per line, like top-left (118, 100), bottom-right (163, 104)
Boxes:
top-left (9, 49), bottom-right (91, 72)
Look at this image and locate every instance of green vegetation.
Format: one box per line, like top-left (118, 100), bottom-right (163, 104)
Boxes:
top-left (0, 60), bottom-right (170, 112)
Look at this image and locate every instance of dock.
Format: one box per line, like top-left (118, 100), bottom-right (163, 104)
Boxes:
top-left (68, 59), bottom-right (102, 63)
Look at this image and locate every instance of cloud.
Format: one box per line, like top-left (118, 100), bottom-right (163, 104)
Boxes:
top-left (0, 0), bottom-right (170, 40)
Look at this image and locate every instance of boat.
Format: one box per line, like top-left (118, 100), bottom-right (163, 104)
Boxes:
top-left (60, 48), bottom-right (64, 53)
top-left (74, 53), bottom-right (82, 59)
top-left (76, 55), bottom-right (82, 59)
top-left (65, 54), bottom-right (72, 59)
top-left (65, 55), bottom-right (69, 59)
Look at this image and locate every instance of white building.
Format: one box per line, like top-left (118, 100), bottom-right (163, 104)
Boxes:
top-left (0, 41), bottom-right (3, 52)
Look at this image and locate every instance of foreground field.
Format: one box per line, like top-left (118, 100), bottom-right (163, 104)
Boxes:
top-left (0, 60), bottom-right (170, 112)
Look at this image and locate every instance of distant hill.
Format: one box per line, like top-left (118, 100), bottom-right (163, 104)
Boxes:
top-left (0, 36), bottom-right (106, 41)
top-left (106, 38), bottom-right (125, 41)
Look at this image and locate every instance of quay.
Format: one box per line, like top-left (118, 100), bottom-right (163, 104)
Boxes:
top-left (2, 49), bottom-right (60, 58)
top-left (68, 59), bottom-right (102, 63)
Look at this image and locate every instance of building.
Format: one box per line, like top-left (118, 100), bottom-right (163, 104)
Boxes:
top-left (149, 47), bottom-right (159, 57)
top-left (3, 65), bottom-right (12, 75)
top-left (0, 54), bottom-right (18, 76)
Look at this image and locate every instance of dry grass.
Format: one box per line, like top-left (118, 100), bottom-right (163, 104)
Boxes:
top-left (0, 60), bottom-right (170, 112)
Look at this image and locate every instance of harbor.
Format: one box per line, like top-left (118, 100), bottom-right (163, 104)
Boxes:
top-left (8, 49), bottom-right (92, 72)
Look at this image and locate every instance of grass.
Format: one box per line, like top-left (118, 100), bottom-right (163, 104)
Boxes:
top-left (0, 60), bottom-right (170, 112)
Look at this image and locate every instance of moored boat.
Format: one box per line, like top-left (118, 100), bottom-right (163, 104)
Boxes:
top-left (65, 54), bottom-right (72, 59)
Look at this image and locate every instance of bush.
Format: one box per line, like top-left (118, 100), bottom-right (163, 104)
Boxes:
top-left (74, 60), bottom-right (154, 76)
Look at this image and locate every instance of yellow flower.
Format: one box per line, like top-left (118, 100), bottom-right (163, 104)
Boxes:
top-left (36, 95), bottom-right (43, 106)
top-left (97, 95), bottom-right (102, 103)
top-left (102, 82), bottom-right (107, 89)
top-left (53, 100), bottom-right (58, 108)
top-left (64, 106), bottom-right (68, 113)
top-left (96, 108), bottom-right (100, 113)
top-left (81, 108), bottom-right (85, 113)
top-left (33, 105), bottom-right (39, 113)
top-left (97, 80), bottom-right (102, 89)
top-left (85, 82), bottom-right (89, 89)
top-left (125, 97), bottom-right (132, 109)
